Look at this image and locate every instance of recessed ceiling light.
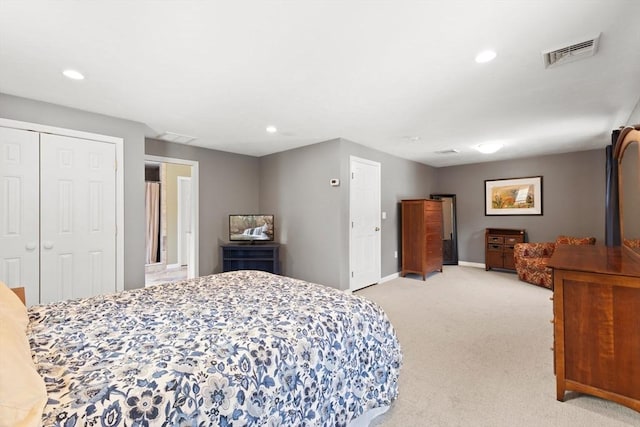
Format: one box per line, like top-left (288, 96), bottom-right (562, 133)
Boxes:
top-left (62, 69), bottom-right (85, 80)
top-left (266, 125), bottom-right (277, 134)
top-left (475, 50), bottom-right (497, 63)
top-left (475, 142), bottom-right (503, 154)
top-left (403, 136), bottom-right (421, 142)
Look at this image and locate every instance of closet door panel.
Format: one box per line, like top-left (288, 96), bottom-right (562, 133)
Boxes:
top-left (0, 127), bottom-right (39, 305)
top-left (40, 134), bottom-right (116, 303)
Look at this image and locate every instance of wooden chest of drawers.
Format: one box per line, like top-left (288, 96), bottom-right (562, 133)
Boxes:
top-left (549, 245), bottom-right (640, 412)
top-left (401, 199), bottom-right (443, 280)
top-left (485, 228), bottom-right (525, 271)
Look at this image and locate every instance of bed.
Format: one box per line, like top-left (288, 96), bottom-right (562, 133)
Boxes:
top-left (1, 270), bottom-right (402, 426)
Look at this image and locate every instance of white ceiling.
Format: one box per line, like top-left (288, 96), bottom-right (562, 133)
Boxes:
top-left (1, 0), bottom-right (639, 167)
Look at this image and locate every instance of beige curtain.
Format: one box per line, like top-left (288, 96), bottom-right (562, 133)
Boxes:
top-left (145, 182), bottom-right (160, 264)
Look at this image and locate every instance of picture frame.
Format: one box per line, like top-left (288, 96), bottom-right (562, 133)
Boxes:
top-left (485, 176), bottom-right (543, 216)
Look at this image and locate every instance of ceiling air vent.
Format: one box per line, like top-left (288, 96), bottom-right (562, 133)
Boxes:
top-left (542, 33), bottom-right (601, 68)
top-left (156, 132), bottom-right (197, 144)
top-left (435, 149), bottom-right (460, 155)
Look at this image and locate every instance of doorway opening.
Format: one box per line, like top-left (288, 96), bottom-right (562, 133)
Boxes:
top-left (144, 155), bottom-right (199, 286)
top-left (430, 194), bottom-right (458, 265)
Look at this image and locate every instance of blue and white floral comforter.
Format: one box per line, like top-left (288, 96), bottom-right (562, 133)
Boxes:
top-left (28, 270), bottom-right (402, 426)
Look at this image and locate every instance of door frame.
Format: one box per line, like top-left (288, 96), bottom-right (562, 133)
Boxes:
top-left (177, 176), bottom-right (192, 266)
top-left (349, 155), bottom-right (381, 291)
top-left (144, 154), bottom-right (199, 279)
top-left (0, 118), bottom-right (125, 293)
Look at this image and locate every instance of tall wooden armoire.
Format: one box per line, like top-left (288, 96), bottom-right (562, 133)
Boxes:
top-left (401, 199), bottom-right (443, 280)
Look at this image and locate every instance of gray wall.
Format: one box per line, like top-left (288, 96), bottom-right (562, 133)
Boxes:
top-left (0, 93), bottom-right (147, 289)
top-left (259, 139), bottom-right (343, 287)
top-left (435, 149), bottom-right (606, 263)
top-left (145, 139), bottom-right (260, 275)
top-left (260, 138), bottom-right (435, 290)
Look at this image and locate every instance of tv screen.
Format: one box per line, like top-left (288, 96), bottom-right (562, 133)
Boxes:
top-left (229, 214), bottom-right (274, 242)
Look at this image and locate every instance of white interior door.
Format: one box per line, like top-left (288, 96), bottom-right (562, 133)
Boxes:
top-left (0, 127), bottom-right (39, 304)
top-left (349, 156), bottom-right (381, 291)
top-left (177, 176), bottom-right (192, 266)
top-left (40, 134), bottom-right (116, 303)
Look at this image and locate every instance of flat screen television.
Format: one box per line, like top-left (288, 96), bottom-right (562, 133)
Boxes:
top-left (229, 214), bottom-right (275, 242)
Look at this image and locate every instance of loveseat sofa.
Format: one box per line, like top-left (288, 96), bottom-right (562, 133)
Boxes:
top-left (513, 235), bottom-right (596, 289)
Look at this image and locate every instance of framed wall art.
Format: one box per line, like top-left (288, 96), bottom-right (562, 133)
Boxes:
top-left (485, 176), bottom-right (543, 215)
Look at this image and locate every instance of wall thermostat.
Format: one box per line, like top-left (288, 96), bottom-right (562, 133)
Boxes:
top-left (330, 178), bottom-right (340, 187)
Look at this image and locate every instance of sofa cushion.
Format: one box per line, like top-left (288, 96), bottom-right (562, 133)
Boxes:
top-left (555, 235), bottom-right (596, 246)
top-left (518, 266), bottom-right (552, 289)
top-left (624, 238), bottom-right (640, 248)
top-left (514, 242), bottom-right (555, 259)
top-left (520, 257), bottom-right (551, 273)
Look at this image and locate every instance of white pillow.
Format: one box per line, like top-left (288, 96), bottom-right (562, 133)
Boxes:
top-left (0, 314), bottom-right (47, 427)
top-left (0, 281), bottom-right (28, 331)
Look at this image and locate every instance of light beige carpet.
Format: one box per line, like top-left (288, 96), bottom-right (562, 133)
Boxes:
top-left (355, 266), bottom-right (639, 427)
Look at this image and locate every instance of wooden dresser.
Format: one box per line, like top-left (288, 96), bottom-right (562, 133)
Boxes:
top-left (548, 245), bottom-right (640, 412)
top-left (401, 199), bottom-right (443, 280)
top-left (485, 228), bottom-right (525, 271)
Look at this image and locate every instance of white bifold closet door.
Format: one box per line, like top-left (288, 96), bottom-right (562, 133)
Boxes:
top-left (40, 133), bottom-right (116, 303)
top-left (0, 127), bottom-right (39, 304)
top-left (0, 127), bottom-right (116, 305)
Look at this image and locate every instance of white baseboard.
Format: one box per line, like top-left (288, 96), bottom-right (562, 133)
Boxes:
top-left (348, 272), bottom-right (400, 293)
top-left (379, 272), bottom-right (400, 283)
top-left (458, 261), bottom-right (486, 269)
top-left (353, 266), bottom-right (485, 291)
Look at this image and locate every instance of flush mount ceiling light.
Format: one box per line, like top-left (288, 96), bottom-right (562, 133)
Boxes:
top-left (62, 69), bottom-right (85, 80)
top-left (266, 125), bottom-right (278, 134)
top-left (475, 50), bottom-right (497, 63)
top-left (475, 142), bottom-right (503, 154)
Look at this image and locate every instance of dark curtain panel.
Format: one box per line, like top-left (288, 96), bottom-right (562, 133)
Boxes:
top-left (605, 129), bottom-right (621, 246)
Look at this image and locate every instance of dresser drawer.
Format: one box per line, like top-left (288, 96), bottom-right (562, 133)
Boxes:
top-left (488, 243), bottom-right (503, 251)
top-left (426, 231), bottom-right (441, 240)
top-left (427, 248), bottom-right (442, 258)
top-left (488, 236), bottom-right (504, 244)
top-left (505, 236), bottom-right (523, 244)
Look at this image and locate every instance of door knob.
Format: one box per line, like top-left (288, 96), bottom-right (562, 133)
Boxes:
top-left (25, 242), bottom-right (37, 251)
top-left (43, 241), bottom-right (54, 250)
top-left (375, 227), bottom-right (380, 231)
